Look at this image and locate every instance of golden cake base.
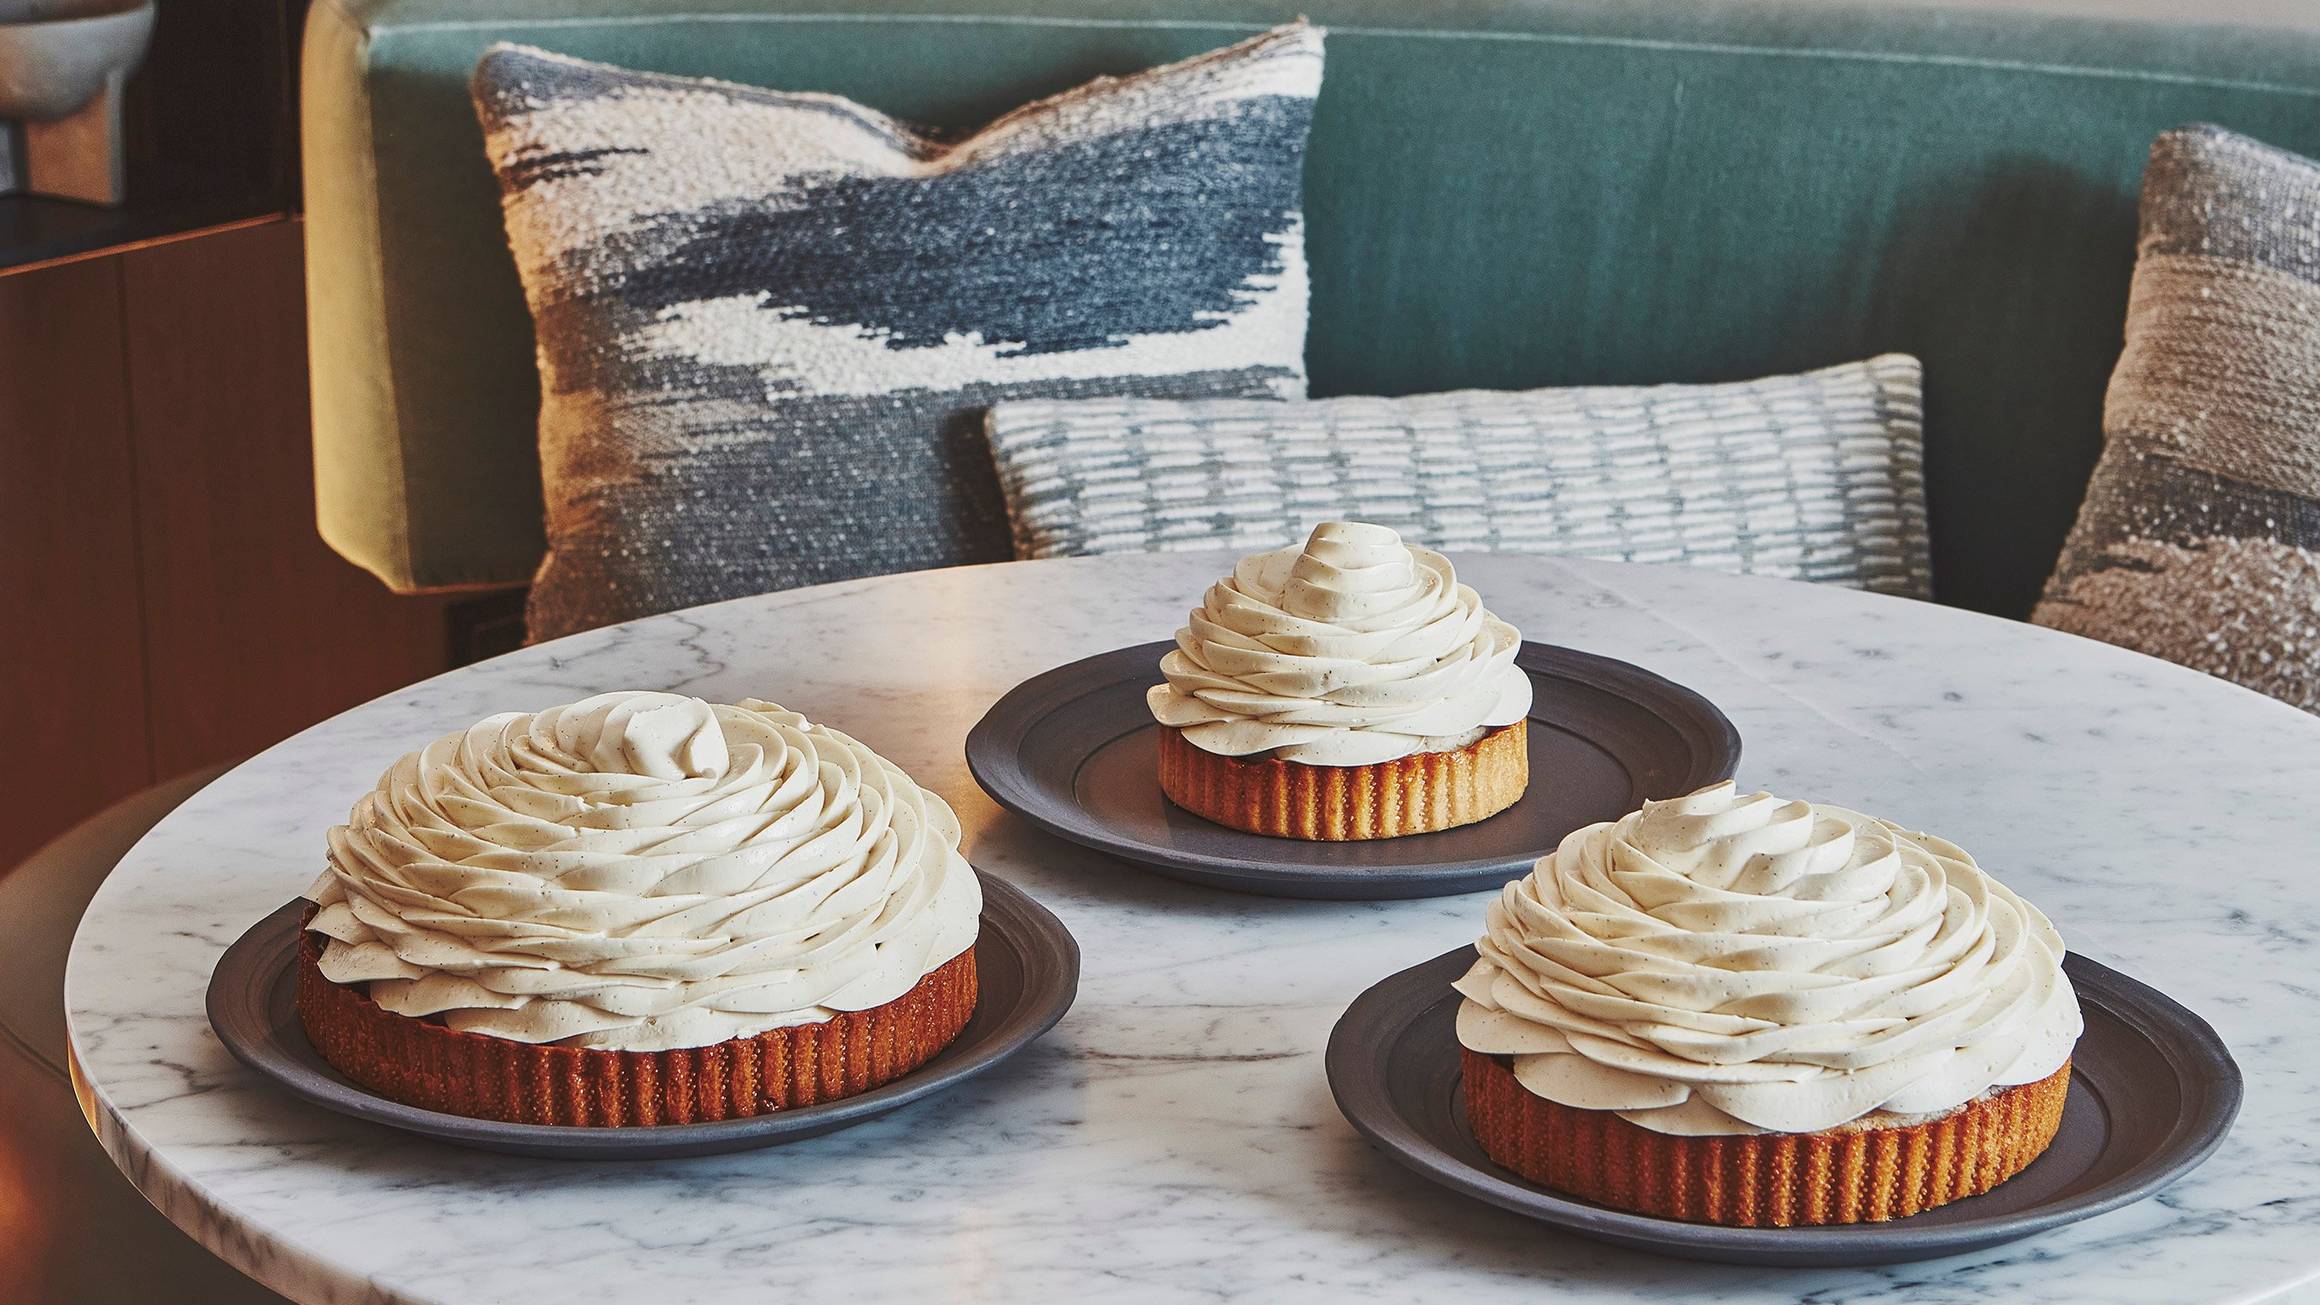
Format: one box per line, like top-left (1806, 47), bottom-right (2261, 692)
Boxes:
top-left (297, 927), bottom-right (978, 1127)
top-left (1462, 1048), bottom-right (2070, 1226)
top-left (1157, 720), bottom-right (1528, 840)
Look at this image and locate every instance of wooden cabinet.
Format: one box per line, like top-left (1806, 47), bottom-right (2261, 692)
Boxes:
top-left (1, 257), bottom-right (152, 868)
top-left (0, 219), bottom-right (463, 872)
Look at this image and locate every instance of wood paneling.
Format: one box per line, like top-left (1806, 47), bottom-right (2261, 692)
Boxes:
top-left (121, 220), bottom-right (455, 777)
top-left (0, 218), bottom-right (461, 880)
top-left (0, 259), bottom-right (152, 872)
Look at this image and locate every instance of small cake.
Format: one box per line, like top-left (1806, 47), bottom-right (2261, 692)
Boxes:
top-left (1148, 522), bottom-right (1533, 840)
top-left (1455, 781), bottom-right (2081, 1226)
top-left (299, 691), bottom-right (982, 1126)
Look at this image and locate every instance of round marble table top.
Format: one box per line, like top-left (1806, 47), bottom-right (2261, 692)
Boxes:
top-left (66, 554), bottom-right (2320, 1305)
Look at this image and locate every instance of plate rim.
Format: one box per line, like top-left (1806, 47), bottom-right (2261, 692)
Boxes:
top-left (205, 870), bottom-right (1080, 1156)
top-left (965, 639), bottom-right (1742, 896)
top-left (1324, 946), bottom-right (2244, 1265)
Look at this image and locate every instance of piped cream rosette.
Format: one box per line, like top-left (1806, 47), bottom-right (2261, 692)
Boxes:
top-left (1148, 522), bottom-right (1532, 767)
top-left (1456, 781), bottom-right (2081, 1136)
top-left (306, 691), bottom-right (981, 1053)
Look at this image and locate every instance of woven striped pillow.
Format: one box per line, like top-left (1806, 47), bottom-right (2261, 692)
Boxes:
top-left (984, 355), bottom-right (1931, 597)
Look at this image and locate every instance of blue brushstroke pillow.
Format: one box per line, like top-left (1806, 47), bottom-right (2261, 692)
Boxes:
top-left (471, 27), bottom-right (1323, 640)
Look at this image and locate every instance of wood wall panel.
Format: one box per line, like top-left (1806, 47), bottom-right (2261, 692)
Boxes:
top-left (0, 260), bottom-right (153, 872)
top-left (0, 218), bottom-right (460, 881)
top-left (122, 219), bottom-right (455, 778)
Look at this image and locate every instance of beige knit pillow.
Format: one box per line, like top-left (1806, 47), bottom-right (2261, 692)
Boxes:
top-left (2035, 126), bottom-right (2320, 711)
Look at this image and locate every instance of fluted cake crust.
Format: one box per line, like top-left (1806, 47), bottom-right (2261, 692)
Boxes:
top-left (296, 924), bottom-right (978, 1126)
top-left (1462, 1048), bottom-right (2070, 1226)
top-left (1157, 720), bottom-right (1529, 840)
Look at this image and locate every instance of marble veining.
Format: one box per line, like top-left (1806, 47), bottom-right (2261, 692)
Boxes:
top-left (63, 553), bottom-right (2320, 1304)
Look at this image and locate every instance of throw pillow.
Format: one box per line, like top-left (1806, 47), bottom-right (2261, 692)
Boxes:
top-left (470, 26), bottom-right (1324, 640)
top-left (984, 354), bottom-right (1933, 597)
top-left (2035, 126), bottom-right (2320, 711)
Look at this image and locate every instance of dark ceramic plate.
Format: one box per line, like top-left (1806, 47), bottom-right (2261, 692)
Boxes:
top-left (1326, 948), bottom-right (2242, 1266)
top-left (965, 640), bottom-right (1740, 900)
top-left (207, 872), bottom-right (1078, 1159)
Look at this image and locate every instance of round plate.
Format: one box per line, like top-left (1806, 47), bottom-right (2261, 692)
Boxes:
top-left (206, 872), bottom-right (1078, 1160)
top-left (965, 640), bottom-right (1740, 900)
top-left (1326, 948), bottom-right (2243, 1266)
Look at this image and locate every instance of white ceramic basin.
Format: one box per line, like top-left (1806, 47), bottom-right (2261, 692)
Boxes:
top-left (0, 0), bottom-right (153, 123)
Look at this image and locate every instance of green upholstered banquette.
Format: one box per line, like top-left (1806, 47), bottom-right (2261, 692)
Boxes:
top-left (302, 0), bottom-right (2320, 617)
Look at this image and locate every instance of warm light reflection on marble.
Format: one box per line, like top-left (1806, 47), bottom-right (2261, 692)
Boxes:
top-left (0, 1097), bottom-right (32, 1302)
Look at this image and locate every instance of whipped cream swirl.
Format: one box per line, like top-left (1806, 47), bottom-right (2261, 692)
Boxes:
top-left (305, 692), bottom-right (981, 1052)
top-left (1455, 782), bottom-right (2080, 1135)
top-left (1147, 522), bottom-right (1532, 766)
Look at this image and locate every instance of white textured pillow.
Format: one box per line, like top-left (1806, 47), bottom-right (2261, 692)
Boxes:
top-left (985, 355), bottom-right (1932, 598)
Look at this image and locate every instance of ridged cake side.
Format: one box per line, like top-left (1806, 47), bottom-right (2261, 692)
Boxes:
top-left (1157, 720), bottom-right (1528, 840)
top-left (1462, 1048), bottom-right (2070, 1226)
top-left (297, 926), bottom-right (978, 1126)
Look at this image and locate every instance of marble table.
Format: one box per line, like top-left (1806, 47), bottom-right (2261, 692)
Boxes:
top-left (65, 553), bottom-right (2320, 1305)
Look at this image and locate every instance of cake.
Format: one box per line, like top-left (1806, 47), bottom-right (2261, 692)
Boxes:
top-left (1454, 781), bottom-right (2081, 1225)
top-left (1147, 522), bottom-right (1533, 840)
top-left (298, 691), bottom-right (982, 1126)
